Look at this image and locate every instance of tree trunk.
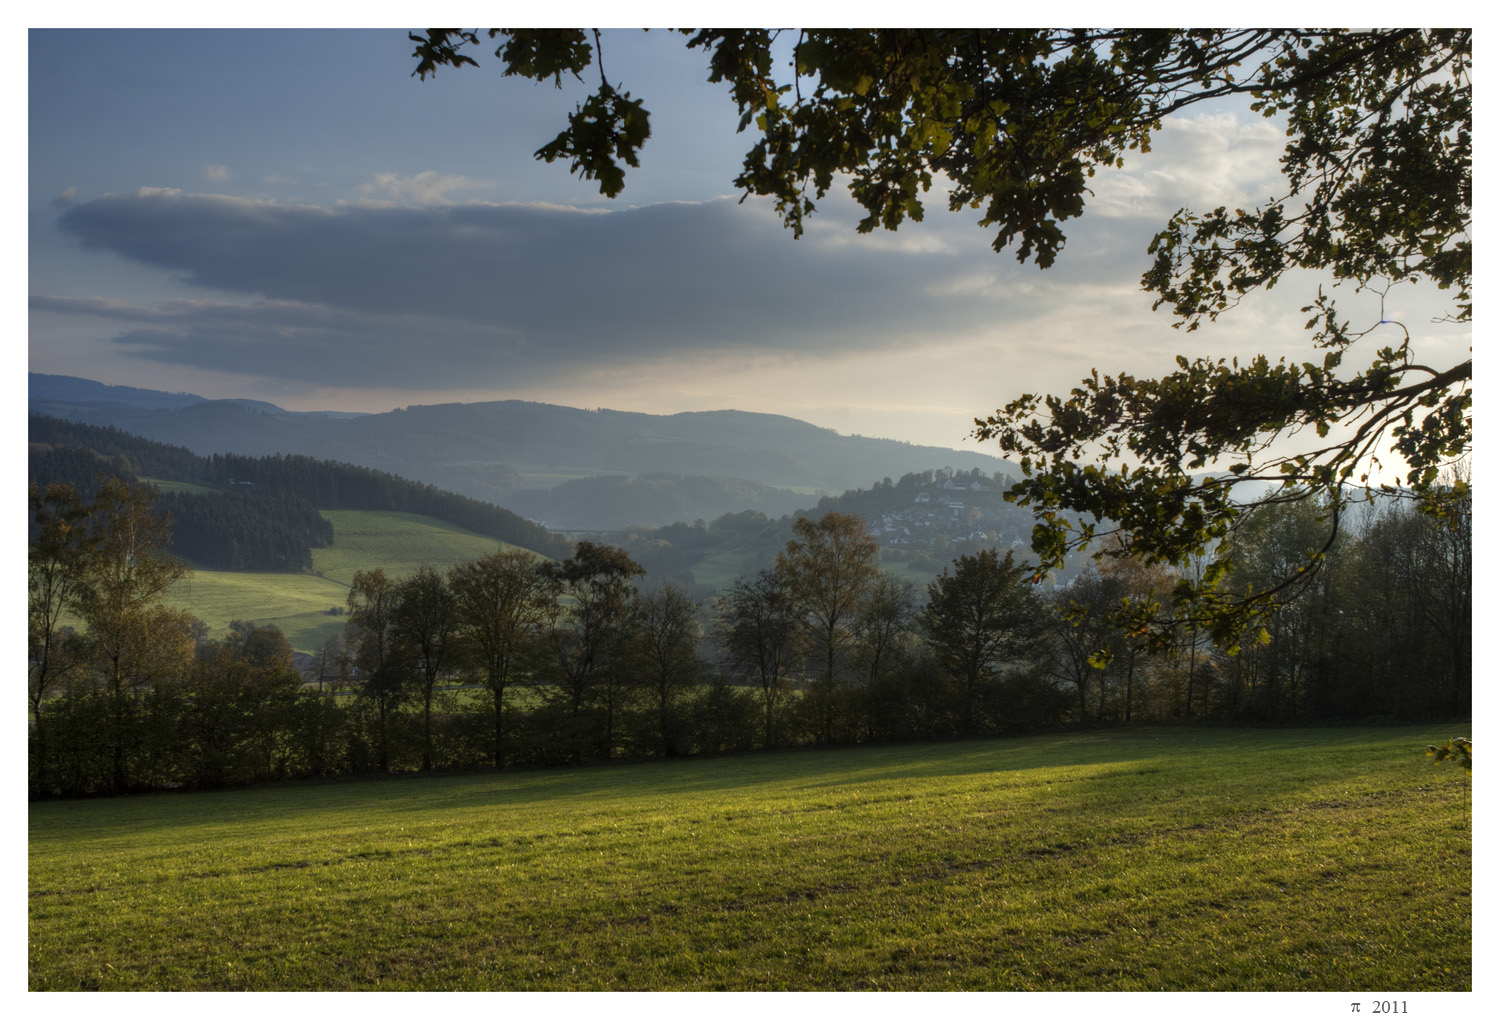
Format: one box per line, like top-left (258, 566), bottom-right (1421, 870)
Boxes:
top-left (492, 683), bottom-right (505, 769)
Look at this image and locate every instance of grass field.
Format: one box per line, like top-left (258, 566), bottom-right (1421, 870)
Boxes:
top-left (166, 510), bottom-right (526, 653)
top-left (310, 510), bottom-right (517, 585)
top-left (169, 569), bottom-right (352, 655)
top-left (141, 478), bottom-right (219, 495)
top-left (27, 726), bottom-right (1471, 991)
top-left (688, 550), bottom-right (759, 592)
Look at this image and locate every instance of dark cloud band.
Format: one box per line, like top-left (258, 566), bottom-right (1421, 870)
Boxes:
top-left (49, 191), bottom-right (1102, 388)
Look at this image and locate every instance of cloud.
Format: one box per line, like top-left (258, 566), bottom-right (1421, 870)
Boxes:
top-left (50, 190), bottom-right (1079, 390)
top-left (31, 292), bottom-right (534, 389)
top-left (1089, 112), bottom-right (1285, 220)
top-left (204, 163), bottom-right (232, 182)
top-left (31, 294), bottom-right (173, 322)
top-left (355, 171), bottom-right (492, 205)
top-left (51, 186), bottom-right (77, 209)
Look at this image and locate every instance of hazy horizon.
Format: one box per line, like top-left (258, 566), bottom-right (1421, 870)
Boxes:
top-left (29, 369), bottom-right (1011, 457)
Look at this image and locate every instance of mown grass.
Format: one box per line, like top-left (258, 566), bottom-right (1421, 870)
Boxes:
top-left (28, 727), bottom-right (1470, 991)
top-left (166, 510), bottom-right (526, 652)
top-left (141, 478), bottom-right (219, 495)
top-left (168, 569), bottom-right (350, 655)
top-left (310, 510), bottom-right (517, 586)
top-left (688, 550), bottom-right (759, 592)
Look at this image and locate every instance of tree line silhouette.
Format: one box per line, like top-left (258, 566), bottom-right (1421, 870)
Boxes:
top-left (29, 472), bottom-right (1470, 798)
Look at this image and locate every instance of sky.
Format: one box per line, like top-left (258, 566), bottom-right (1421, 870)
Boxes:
top-left (27, 19), bottom-right (1471, 456)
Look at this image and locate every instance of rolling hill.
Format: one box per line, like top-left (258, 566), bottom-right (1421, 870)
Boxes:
top-left (31, 373), bottom-right (1018, 528)
top-left (29, 415), bottom-right (573, 561)
top-left (29, 416), bottom-right (572, 653)
top-left (168, 509), bottom-right (531, 654)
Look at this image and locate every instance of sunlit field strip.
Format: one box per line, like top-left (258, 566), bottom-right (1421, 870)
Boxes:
top-left (166, 509), bottom-right (526, 652)
top-left (28, 726), bottom-right (1470, 991)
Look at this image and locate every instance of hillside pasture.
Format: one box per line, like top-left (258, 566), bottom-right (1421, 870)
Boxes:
top-left (310, 509), bottom-right (519, 585)
top-left (168, 569), bottom-right (351, 656)
top-left (28, 727), bottom-right (1470, 991)
top-left (688, 550), bottom-right (762, 592)
top-left (169, 509), bottom-right (533, 652)
top-left (141, 477), bottom-right (219, 496)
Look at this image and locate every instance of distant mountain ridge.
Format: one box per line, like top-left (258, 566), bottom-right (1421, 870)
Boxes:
top-left (29, 373), bottom-right (367, 419)
top-left (29, 374), bottom-right (1019, 529)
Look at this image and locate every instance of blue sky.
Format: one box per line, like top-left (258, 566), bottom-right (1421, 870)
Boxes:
top-left (27, 21), bottom-right (1468, 454)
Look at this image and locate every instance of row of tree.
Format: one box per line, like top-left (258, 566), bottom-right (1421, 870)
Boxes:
top-left (30, 479), bottom-right (1469, 797)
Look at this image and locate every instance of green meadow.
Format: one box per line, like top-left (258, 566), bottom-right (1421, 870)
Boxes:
top-left (28, 727), bottom-right (1471, 991)
top-left (166, 509), bottom-right (528, 652)
top-left (687, 550), bottom-right (760, 593)
top-left (141, 478), bottom-right (218, 496)
top-left (309, 510), bottom-right (514, 584)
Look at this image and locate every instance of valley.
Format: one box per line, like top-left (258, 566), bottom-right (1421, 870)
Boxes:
top-left (31, 378), bottom-right (1052, 656)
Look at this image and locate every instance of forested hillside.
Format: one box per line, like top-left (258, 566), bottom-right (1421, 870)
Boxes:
top-left (609, 467), bottom-right (1061, 597)
top-left (503, 472), bottom-right (811, 530)
top-left (28, 416), bottom-right (574, 566)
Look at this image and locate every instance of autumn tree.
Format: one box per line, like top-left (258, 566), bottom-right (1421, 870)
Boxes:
top-left (851, 572), bottom-right (918, 740)
top-left (449, 549), bottom-right (558, 768)
top-left (1041, 556), bottom-right (1174, 724)
top-left (392, 566), bottom-right (460, 770)
top-left (225, 620), bottom-right (297, 673)
top-left (775, 512), bottom-right (880, 742)
top-left (1092, 555), bottom-right (1176, 724)
top-left (716, 568), bottom-right (802, 748)
top-left (346, 567), bottom-right (403, 771)
top-left (1223, 483), bottom-right (1470, 722)
top-left (1214, 500), bottom-right (1349, 720)
top-left (28, 483), bottom-right (97, 790)
top-left (70, 478), bottom-right (194, 792)
top-left (411, 28), bottom-right (1470, 646)
top-left (854, 573), bottom-right (917, 689)
top-left (1385, 477), bottom-right (1471, 718)
top-left (180, 638), bottom-right (302, 788)
top-left (542, 542), bottom-right (645, 759)
top-left (630, 581), bottom-right (705, 756)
